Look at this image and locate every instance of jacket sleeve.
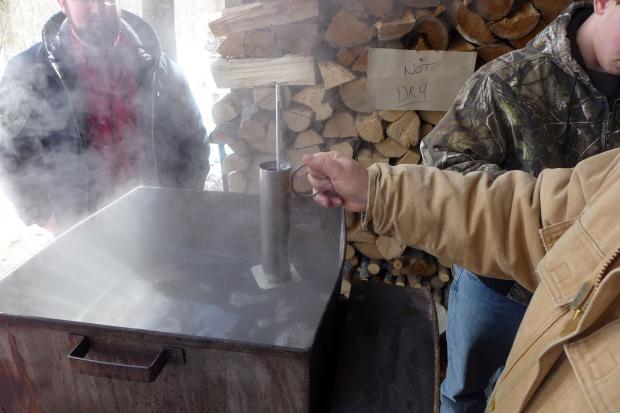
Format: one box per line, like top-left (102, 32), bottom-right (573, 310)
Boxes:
top-left (0, 55), bottom-right (54, 226)
top-left (155, 54), bottom-right (209, 190)
top-left (362, 149), bottom-right (618, 292)
top-left (420, 69), bottom-right (519, 175)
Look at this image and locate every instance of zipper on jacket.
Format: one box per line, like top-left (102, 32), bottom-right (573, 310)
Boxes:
top-left (561, 247), bottom-right (620, 336)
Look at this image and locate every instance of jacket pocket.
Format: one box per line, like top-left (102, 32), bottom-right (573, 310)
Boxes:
top-left (564, 319), bottom-right (620, 413)
top-left (538, 219), bottom-right (603, 307)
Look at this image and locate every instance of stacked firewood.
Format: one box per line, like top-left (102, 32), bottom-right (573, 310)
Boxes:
top-left (208, 0), bottom-right (571, 308)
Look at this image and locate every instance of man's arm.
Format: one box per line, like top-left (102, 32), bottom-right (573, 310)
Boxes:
top-left (305, 149), bottom-right (619, 291)
top-left (421, 70), bottom-right (520, 175)
top-left (155, 55), bottom-right (209, 190)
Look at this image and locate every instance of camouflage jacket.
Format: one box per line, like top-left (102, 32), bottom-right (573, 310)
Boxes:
top-left (421, 2), bottom-right (620, 177)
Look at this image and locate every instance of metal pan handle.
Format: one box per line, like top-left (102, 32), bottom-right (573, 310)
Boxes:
top-left (67, 334), bottom-right (185, 383)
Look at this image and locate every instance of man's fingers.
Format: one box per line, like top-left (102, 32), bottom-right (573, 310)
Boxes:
top-left (303, 152), bottom-right (343, 181)
top-left (306, 174), bottom-right (335, 193)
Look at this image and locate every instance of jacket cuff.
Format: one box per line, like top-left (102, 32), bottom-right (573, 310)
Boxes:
top-left (361, 164), bottom-right (380, 233)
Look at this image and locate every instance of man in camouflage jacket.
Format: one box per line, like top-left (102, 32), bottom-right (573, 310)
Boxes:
top-left (421, 1), bottom-right (620, 411)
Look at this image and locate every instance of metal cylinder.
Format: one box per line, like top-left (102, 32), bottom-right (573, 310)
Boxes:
top-left (259, 160), bottom-right (292, 282)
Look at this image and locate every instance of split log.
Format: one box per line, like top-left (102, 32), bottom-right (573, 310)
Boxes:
top-left (341, 265), bottom-right (352, 297)
top-left (399, 0), bottom-right (440, 7)
top-left (316, 102), bottom-right (334, 121)
top-left (413, 36), bottom-right (432, 51)
top-left (345, 210), bottom-right (356, 229)
top-left (396, 149), bottom-right (421, 165)
top-left (375, 138), bottom-right (409, 158)
top-left (354, 242), bottom-right (384, 260)
top-left (406, 250), bottom-right (438, 277)
top-left (356, 112), bottom-right (385, 143)
top-left (375, 9), bottom-right (416, 42)
top-left (340, 77), bottom-right (373, 113)
top-left (292, 85), bottom-right (325, 113)
top-left (227, 138), bottom-right (253, 156)
top-left (244, 29), bottom-right (280, 58)
top-left (253, 86), bottom-right (291, 111)
top-left (275, 23), bottom-right (319, 55)
top-left (336, 44), bottom-right (368, 67)
top-left (211, 55), bottom-right (316, 88)
top-left (532, 0), bottom-right (569, 24)
top-left (217, 32), bottom-right (247, 58)
top-left (228, 171), bottom-right (249, 193)
top-left (339, 0), bottom-right (368, 19)
top-left (347, 221), bottom-right (377, 243)
top-left (209, 0), bottom-right (320, 37)
top-left (379, 110), bottom-right (407, 122)
top-left (294, 130), bottom-right (324, 149)
top-left (474, 0), bottom-right (514, 21)
top-left (488, 1), bottom-right (540, 41)
top-left (395, 274), bottom-right (406, 287)
top-left (386, 110), bottom-right (421, 147)
top-left (456, 4), bottom-right (497, 45)
top-left (419, 110), bottom-right (446, 125)
top-left (357, 147), bottom-right (389, 168)
top-left (325, 10), bottom-right (376, 48)
top-left (329, 141), bottom-right (355, 158)
top-left (368, 259), bottom-right (383, 275)
top-left (283, 104), bottom-right (313, 132)
top-left (379, 39), bottom-right (405, 49)
top-left (239, 105), bottom-right (271, 143)
top-left (319, 61), bottom-right (356, 90)
top-left (223, 153), bottom-right (250, 173)
top-left (376, 236), bottom-right (407, 260)
top-left (476, 43), bottom-right (514, 63)
top-left (359, 257), bottom-right (370, 280)
top-left (414, 15), bottom-right (449, 50)
top-left (323, 112), bottom-right (357, 138)
top-left (351, 47), bottom-right (370, 73)
top-left (365, 0), bottom-right (394, 18)
top-left (430, 276), bottom-right (445, 290)
top-left (212, 94), bottom-right (243, 123)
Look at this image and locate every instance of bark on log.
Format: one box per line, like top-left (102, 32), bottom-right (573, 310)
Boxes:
top-left (414, 15), bottom-right (449, 50)
top-left (375, 9), bottom-right (416, 42)
top-left (396, 149), bottom-right (421, 165)
top-left (474, 0), bottom-right (514, 21)
top-left (351, 46), bottom-right (370, 73)
top-left (245, 29), bottom-right (281, 58)
top-left (456, 4), bottom-right (497, 45)
top-left (532, 0), bottom-right (570, 24)
top-left (488, 1), bottom-right (540, 41)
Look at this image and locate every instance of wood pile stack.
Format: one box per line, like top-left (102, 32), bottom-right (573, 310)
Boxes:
top-left (208, 0), bottom-right (571, 307)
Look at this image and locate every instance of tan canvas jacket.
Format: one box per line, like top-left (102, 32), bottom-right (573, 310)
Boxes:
top-left (363, 148), bottom-right (620, 412)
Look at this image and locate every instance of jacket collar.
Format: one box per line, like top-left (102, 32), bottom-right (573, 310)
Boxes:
top-left (530, 2), bottom-right (598, 93)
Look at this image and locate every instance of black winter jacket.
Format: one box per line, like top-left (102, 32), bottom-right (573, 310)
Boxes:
top-left (0, 11), bottom-right (208, 227)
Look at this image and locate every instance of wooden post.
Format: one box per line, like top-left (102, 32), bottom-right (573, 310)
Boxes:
top-left (141, 0), bottom-right (177, 60)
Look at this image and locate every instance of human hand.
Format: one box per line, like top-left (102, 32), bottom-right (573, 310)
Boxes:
top-left (302, 151), bottom-right (369, 212)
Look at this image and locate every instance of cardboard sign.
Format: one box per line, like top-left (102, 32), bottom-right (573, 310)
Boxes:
top-left (367, 49), bottom-right (477, 111)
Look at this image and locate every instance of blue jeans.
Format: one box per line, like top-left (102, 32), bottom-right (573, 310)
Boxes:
top-left (440, 266), bottom-right (527, 413)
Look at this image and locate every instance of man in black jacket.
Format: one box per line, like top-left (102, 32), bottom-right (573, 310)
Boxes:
top-left (0, 0), bottom-right (208, 232)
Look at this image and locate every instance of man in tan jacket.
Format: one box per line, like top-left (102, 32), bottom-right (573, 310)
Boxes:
top-left (303, 150), bottom-right (620, 412)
